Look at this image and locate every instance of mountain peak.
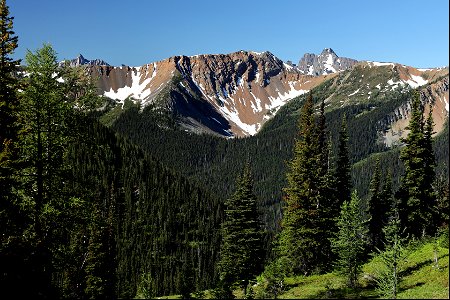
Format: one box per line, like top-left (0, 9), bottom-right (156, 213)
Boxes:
top-left (321, 48), bottom-right (337, 56)
top-left (60, 54), bottom-right (110, 67)
top-left (297, 48), bottom-right (357, 76)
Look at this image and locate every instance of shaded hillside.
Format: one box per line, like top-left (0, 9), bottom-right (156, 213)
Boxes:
top-left (68, 117), bottom-right (222, 297)
top-left (103, 74), bottom-right (449, 251)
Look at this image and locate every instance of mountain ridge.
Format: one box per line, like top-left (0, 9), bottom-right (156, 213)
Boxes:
top-left (67, 49), bottom-right (448, 137)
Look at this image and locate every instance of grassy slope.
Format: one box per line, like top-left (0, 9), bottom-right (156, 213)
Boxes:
top-left (272, 239), bottom-right (449, 299)
top-left (156, 238), bottom-right (448, 299)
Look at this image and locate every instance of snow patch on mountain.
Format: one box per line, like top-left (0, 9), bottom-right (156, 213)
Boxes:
top-left (367, 61), bottom-right (395, 67)
top-left (348, 88), bottom-right (360, 96)
top-left (104, 69), bottom-right (151, 102)
top-left (406, 74), bottom-right (428, 88)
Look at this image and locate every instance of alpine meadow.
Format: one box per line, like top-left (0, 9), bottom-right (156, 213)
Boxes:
top-left (1, 0), bottom-right (449, 298)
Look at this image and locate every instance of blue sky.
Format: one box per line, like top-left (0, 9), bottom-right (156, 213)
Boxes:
top-left (9, 0), bottom-right (449, 68)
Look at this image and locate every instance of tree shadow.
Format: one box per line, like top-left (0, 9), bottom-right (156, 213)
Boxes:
top-left (399, 253), bottom-right (449, 277)
top-left (309, 286), bottom-right (379, 299)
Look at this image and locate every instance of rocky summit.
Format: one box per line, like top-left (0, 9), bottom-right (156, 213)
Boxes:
top-left (60, 54), bottom-right (110, 67)
top-left (297, 48), bottom-right (358, 76)
top-left (71, 49), bottom-right (448, 138)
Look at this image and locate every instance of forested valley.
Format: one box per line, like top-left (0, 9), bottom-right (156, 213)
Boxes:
top-left (1, 1), bottom-right (448, 298)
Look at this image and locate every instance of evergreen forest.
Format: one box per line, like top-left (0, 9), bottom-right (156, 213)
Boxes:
top-left (1, 1), bottom-right (448, 298)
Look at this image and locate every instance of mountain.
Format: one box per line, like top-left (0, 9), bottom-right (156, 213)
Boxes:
top-left (79, 49), bottom-right (448, 139)
top-left (60, 54), bottom-right (110, 67)
top-left (88, 50), bottom-right (334, 136)
top-left (297, 48), bottom-right (358, 76)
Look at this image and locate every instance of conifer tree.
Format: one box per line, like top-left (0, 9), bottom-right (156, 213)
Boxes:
top-left (218, 163), bottom-right (263, 296)
top-left (335, 114), bottom-right (351, 205)
top-left (14, 44), bottom-right (71, 297)
top-left (375, 206), bottom-right (407, 299)
top-left (397, 92), bottom-right (436, 238)
top-left (0, 1), bottom-right (30, 295)
top-left (380, 171), bottom-right (393, 212)
top-left (0, 0), bottom-right (20, 156)
top-left (314, 99), bottom-right (336, 271)
top-left (368, 158), bottom-right (390, 250)
top-left (278, 93), bottom-right (333, 275)
top-left (15, 44), bottom-right (100, 297)
top-left (331, 190), bottom-right (369, 288)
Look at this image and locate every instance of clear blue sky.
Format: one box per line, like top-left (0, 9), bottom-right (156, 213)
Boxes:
top-left (9, 0), bottom-right (449, 68)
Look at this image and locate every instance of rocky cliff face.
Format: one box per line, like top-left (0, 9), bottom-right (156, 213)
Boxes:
top-left (379, 75), bottom-right (449, 147)
top-left (297, 48), bottom-right (358, 76)
top-left (79, 49), bottom-right (448, 138)
top-left (88, 50), bottom-right (330, 136)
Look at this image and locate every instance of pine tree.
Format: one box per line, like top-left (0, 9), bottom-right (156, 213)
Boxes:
top-left (278, 93), bottom-right (322, 275)
top-left (0, 1), bottom-right (30, 296)
top-left (335, 114), bottom-right (351, 205)
top-left (368, 158), bottom-right (390, 250)
top-left (380, 171), bottom-right (394, 213)
top-left (0, 0), bottom-right (20, 156)
top-left (314, 99), bottom-right (336, 271)
top-left (330, 190), bottom-right (370, 288)
top-left (15, 44), bottom-right (92, 297)
top-left (374, 206), bottom-right (407, 299)
top-left (397, 91), bottom-right (436, 238)
top-left (218, 163), bottom-right (263, 296)
top-left (14, 44), bottom-right (65, 297)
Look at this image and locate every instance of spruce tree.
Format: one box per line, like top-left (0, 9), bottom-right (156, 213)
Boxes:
top-left (368, 158), bottom-right (390, 250)
top-left (397, 91), bottom-right (436, 238)
top-left (335, 114), bottom-right (351, 206)
top-left (0, 1), bottom-right (29, 296)
top-left (0, 0), bottom-right (20, 155)
top-left (330, 190), bottom-right (369, 288)
top-left (314, 99), bottom-right (336, 271)
top-left (16, 44), bottom-right (100, 297)
top-left (218, 163), bottom-right (263, 296)
top-left (278, 93), bottom-right (332, 275)
top-left (374, 206), bottom-right (407, 299)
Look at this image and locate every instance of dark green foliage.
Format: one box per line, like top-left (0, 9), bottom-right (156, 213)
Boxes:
top-left (374, 206), bottom-right (408, 299)
top-left (0, 0), bottom-right (24, 295)
top-left (11, 44), bottom-right (78, 298)
top-left (218, 164), bottom-right (263, 294)
top-left (335, 114), bottom-right (352, 204)
top-left (67, 117), bottom-right (222, 298)
top-left (278, 94), bottom-right (333, 275)
top-left (0, 0), bottom-right (20, 158)
top-left (397, 91), bottom-right (436, 238)
top-left (1, 42), bottom-right (222, 298)
top-left (331, 190), bottom-right (370, 288)
top-left (368, 159), bottom-right (391, 250)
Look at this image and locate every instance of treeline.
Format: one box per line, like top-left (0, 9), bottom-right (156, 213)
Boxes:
top-left (107, 71), bottom-right (448, 241)
top-left (1, 0), bottom-right (448, 297)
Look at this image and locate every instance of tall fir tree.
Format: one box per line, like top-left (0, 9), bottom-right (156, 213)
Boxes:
top-left (0, 0), bottom-right (30, 296)
top-left (330, 190), bottom-right (370, 288)
top-left (397, 91), bottom-right (436, 238)
top-left (15, 44), bottom-right (104, 297)
top-left (278, 93), bottom-right (331, 275)
top-left (218, 163), bottom-right (263, 296)
top-left (15, 44), bottom-right (72, 297)
top-left (374, 205), bottom-right (407, 299)
top-left (368, 158), bottom-right (390, 251)
top-left (335, 114), bottom-right (351, 206)
top-left (0, 0), bottom-right (19, 156)
top-left (314, 99), bottom-right (336, 271)
top-left (0, 0), bottom-right (19, 209)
